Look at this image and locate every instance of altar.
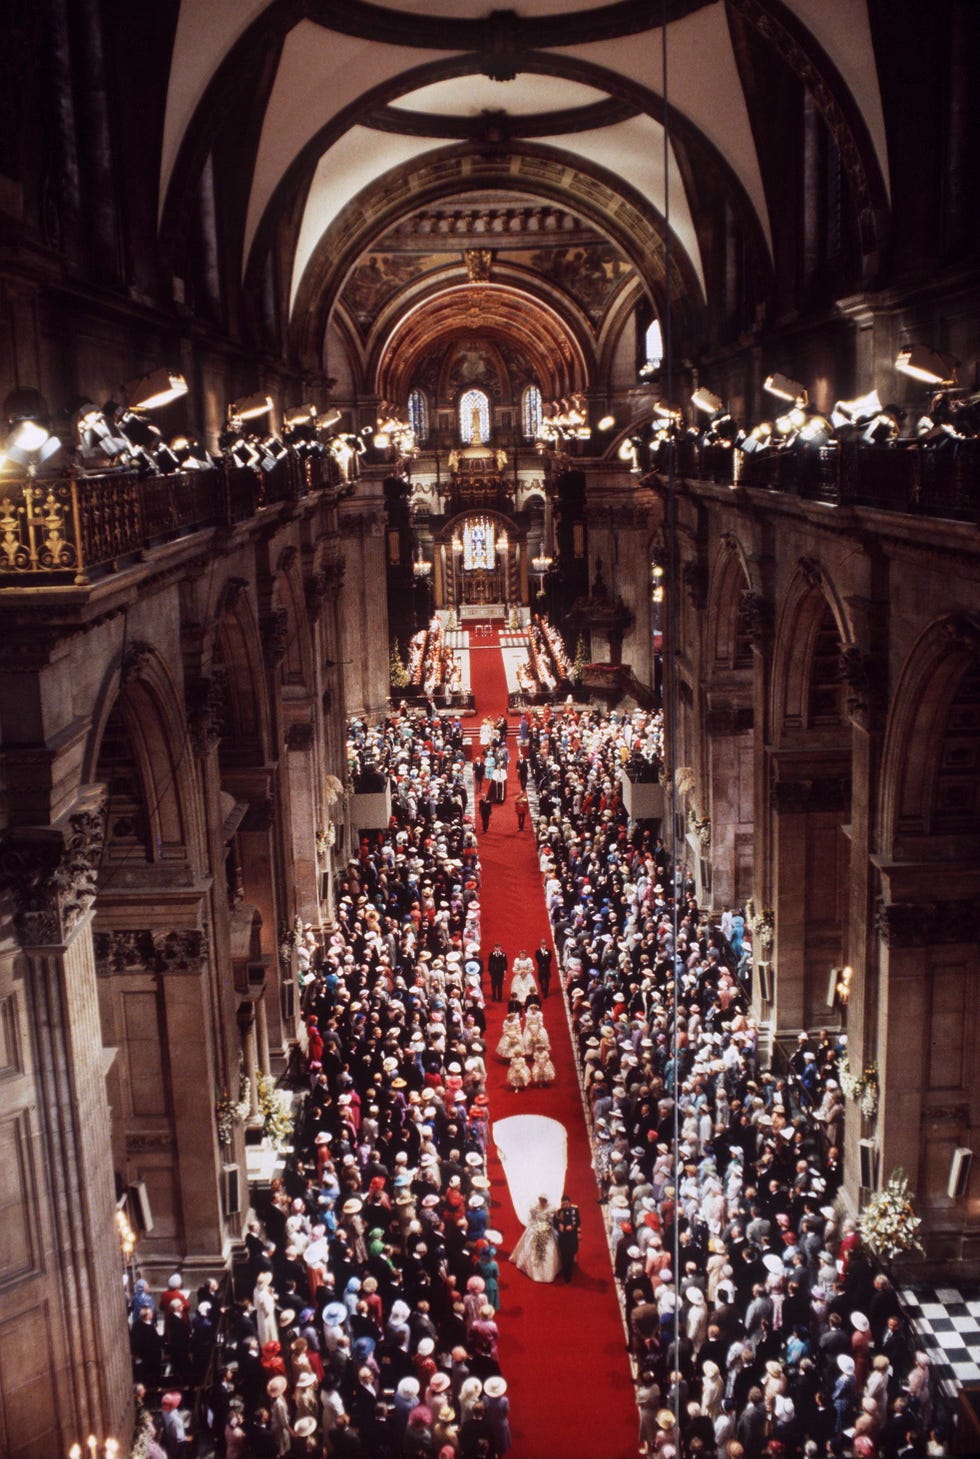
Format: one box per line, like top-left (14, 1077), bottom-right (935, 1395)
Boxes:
top-left (460, 602), bottom-right (506, 621)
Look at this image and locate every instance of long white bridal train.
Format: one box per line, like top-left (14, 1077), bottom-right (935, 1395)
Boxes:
top-left (493, 1114), bottom-right (568, 1283)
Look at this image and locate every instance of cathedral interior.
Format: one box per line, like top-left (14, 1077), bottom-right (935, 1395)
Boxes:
top-left (0, 1), bottom-right (978, 1455)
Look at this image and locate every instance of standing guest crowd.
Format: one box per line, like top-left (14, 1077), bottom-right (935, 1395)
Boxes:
top-left (523, 703), bottom-right (947, 1459)
top-left (127, 699), bottom-right (948, 1459)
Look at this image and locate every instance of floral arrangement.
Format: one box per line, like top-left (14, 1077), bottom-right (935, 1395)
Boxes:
top-left (838, 1055), bottom-right (879, 1119)
top-left (215, 1072), bottom-right (251, 1146)
top-left (257, 1073), bottom-right (295, 1150)
top-left (389, 637), bottom-right (410, 688)
top-left (860, 1167), bottom-right (925, 1262)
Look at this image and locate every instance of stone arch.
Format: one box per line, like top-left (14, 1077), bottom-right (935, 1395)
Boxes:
top-left (879, 614), bottom-right (980, 859)
top-left (210, 579), bottom-right (272, 767)
top-left (273, 548), bottom-right (314, 691)
top-left (85, 642), bottom-right (202, 874)
top-left (706, 536), bottom-right (755, 670)
top-left (772, 559), bottom-right (853, 739)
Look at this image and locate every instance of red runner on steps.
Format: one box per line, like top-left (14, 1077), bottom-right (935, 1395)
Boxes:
top-left (466, 635), bottom-right (637, 1459)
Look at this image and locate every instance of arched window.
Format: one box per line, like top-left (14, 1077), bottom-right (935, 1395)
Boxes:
top-left (644, 318), bottom-right (664, 368)
top-left (459, 388), bottom-right (491, 444)
top-left (522, 384), bottom-right (543, 440)
top-left (408, 388), bottom-right (429, 443)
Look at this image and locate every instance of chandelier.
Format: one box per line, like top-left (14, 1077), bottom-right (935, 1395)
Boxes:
top-left (531, 553), bottom-right (554, 575)
top-left (412, 554), bottom-right (432, 579)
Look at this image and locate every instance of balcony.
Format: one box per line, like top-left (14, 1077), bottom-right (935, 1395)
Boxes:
top-left (652, 438), bottom-right (980, 523)
top-left (0, 453), bottom-right (343, 586)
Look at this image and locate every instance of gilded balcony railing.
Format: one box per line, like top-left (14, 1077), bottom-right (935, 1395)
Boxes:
top-left (0, 453), bottom-right (340, 585)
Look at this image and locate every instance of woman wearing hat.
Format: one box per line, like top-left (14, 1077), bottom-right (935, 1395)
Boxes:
top-left (851, 1309), bottom-right (872, 1389)
top-left (267, 1375), bottom-right (291, 1456)
top-left (483, 1375), bottom-right (511, 1454)
top-left (254, 1272), bottom-right (280, 1348)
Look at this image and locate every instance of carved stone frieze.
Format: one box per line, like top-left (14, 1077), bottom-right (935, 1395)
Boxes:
top-left (94, 927), bottom-right (208, 976)
top-left (771, 776), bottom-right (851, 815)
top-left (262, 607), bottom-right (289, 666)
top-left (739, 590), bottom-right (771, 648)
top-left (940, 613), bottom-right (980, 658)
top-left (799, 555), bottom-right (823, 590)
top-left (0, 786), bottom-right (107, 946)
top-left (682, 559), bottom-right (707, 611)
top-left (276, 545), bottom-right (298, 576)
top-left (120, 640), bottom-right (154, 684)
top-left (876, 898), bottom-right (980, 948)
top-left (125, 1131), bottom-right (176, 1152)
top-left (705, 706), bottom-right (754, 737)
top-left (186, 668), bottom-right (226, 757)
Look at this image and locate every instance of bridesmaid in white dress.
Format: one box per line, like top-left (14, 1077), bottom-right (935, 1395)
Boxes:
top-left (510, 1195), bottom-right (560, 1283)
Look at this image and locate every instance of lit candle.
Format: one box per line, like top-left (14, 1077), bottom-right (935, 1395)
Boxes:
top-left (69, 1445), bottom-right (82, 1459)
top-left (87, 1438), bottom-right (97, 1459)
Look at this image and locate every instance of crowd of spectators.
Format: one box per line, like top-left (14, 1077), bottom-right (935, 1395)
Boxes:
top-left (525, 704), bottom-right (946, 1459)
top-left (134, 708), bottom-right (513, 1459)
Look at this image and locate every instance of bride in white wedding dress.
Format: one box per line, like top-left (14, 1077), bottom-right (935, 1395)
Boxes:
top-left (509, 1194), bottom-right (560, 1283)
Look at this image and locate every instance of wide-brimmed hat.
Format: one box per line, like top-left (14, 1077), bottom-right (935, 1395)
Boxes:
top-left (267, 1376), bottom-right (288, 1398)
top-left (294, 1417), bottom-right (318, 1437)
top-left (296, 1371), bottom-right (318, 1388)
top-left (429, 1373), bottom-right (451, 1393)
top-left (278, 1309), bottom-right (296, 1327)
top-left (656, 1408), bottom-right (676, 1431)
top-left (161, 1392), bottom-right (183, 1411)
top-left (417, 1337), bottom-right (436, 1356)
top-left (397, 1377), bottom-right (421, 1398)
top-left (342, 1198), bottom-right (363, 1215)
top-left (851, 1311), bottom-right (870, 1332)
top-left (323, 1301), bottom-right (348, 1326)
top-left (484, 1376), bottom-right (507, 1398)
top-left (837, 1355), bottom-right (856, 1375)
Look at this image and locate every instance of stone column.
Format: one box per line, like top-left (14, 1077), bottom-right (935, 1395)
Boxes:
top-left (255, 992), bottom-right (272, 1078)
top-left (1, 787), bottom-right (131, 1450)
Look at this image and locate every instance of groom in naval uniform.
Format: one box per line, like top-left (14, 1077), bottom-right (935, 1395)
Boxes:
top-left (554, 1194), bottom-right (581, 1283)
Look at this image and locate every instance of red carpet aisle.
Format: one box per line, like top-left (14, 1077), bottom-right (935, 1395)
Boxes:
top-left (467, 632), bottom-right (637, 1459)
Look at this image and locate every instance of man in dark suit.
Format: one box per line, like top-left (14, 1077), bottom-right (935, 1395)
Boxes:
top-left (535, 939), bottom-right (553, 998)
top-left (554, 1194), bottom-right (581, 1283)
top-left (488, 944), bottom-right (507, 1002)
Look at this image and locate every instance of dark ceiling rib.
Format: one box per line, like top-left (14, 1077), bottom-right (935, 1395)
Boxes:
top-left (302, 0), bottom-right (713, 53)
top-left (362, 96), bottom-right (641, 141)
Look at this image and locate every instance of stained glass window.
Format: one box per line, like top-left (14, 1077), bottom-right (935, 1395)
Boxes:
top-left (522, 384), bottom-right (543, 440)
top-left (463, 516), bottom-right (495, 570)
top-left (408, 388), bottom-right (428, 443)
top-left (459, 388), bottom-right (491, 444)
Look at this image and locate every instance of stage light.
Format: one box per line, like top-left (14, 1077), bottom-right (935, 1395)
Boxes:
top-left (318, 408), bottom-right (342, 432)
top-left (124, 368), bottom-right (188, 410)
top-left (895, 345), bottom-right (957, 387)
top-left (831, 389), bottom-right (882, 429)
top-left (283, 403), bottom-right (318, 429)
top-left (739, 421), bottom-right (772, 455)
top-left (764, 373), bottom-right (808, 407)
top-left (228, 391), bottom-right (273, 422)
top-left (691, 387), bottom-right (724, 416)
top-left (798, 413), bottom-right (835, 447)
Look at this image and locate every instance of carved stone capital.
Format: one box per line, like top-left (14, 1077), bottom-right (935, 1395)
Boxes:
top-left (0, 786), bottom-right (107, 946)
top-left (153, 929), bottom-right (207, 975)
top-left (877, 898), bottom-right (980, 948)
top-left (187, 669), bottom-right (226, 757)
top-left (286, 721), bottom-right (315, 753)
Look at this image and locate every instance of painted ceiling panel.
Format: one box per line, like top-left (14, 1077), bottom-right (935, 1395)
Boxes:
top-left (291, 130), bottom-right (449, 312)
top-left (390, 73), bottom-right (610, 116)
top-left (245, 21), bottom-right (458, 266)
top-left (554, 1), bottom-right (773, 254)
top-left (537, 117), bottom-right (705, 297)
top-left (784, 0), bottom-right (890, 195)
top-left (161, 0), bottom-right (274, 219)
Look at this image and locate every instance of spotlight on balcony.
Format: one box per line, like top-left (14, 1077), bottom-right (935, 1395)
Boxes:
top-left (228, 391), bottom-right (273, 424)
top-left (895, 345), bottom-right (958, 387)
top-left (1, 388), bottom-right (62, 471)
top-left (691, 387), bottom-right (725, 417)
top-left (124, 368), bottom-right (188, 411)
top-left (283, 403), bottom-right (318, 430)
top-left (764, 373), bottom-right (809, 407)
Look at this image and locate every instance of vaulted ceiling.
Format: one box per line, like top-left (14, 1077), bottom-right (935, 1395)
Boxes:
top-left (159, 1), bottom-right (891, 389)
